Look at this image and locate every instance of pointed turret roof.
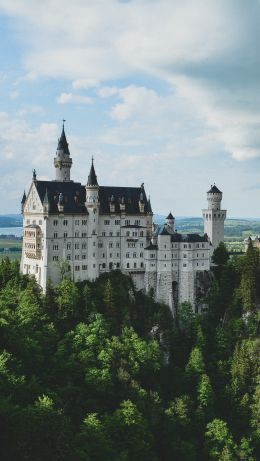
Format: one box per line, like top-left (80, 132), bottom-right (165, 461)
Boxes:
top-left (87, 158), bottom-right (98, 186)
top-left (57, 123), bottom-right (70, 156)
top-left (43, 188), bottom-right (49, 203)
top-left (207, 184), bottom-right (222, 194)
top-left (21, 190), bottom-right (26, 204)
top-left (166, 212), bottom-right (174, 220)
top-left (147, 196), bottom-right (152, 213)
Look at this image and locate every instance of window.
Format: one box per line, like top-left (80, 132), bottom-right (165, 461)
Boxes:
top-left (75, 255), bottom-right (80, 260)
top-left (109, 253), bottom-right (112, 258)
top-left (125, 219), bottom-right (130, 225)
top-left (183, 263), bottom-right (187, 267)
top-left (82, 254), bottom-right (86, 259)
top-left (64, 232), bottom-right (68, 238)
top-left (67, 243), bottom-right (71, 250)
top-left (75, 219), bottom-right (79, 225)
top-left (82, 242), bottom-right (87, 249)
top-left (134, 262), bottom-right (136, 268)
top-left (54, 232), bottom-right (58, 238)
top-left (202, 244), bottom-right (205, 248)
top-left (82, 220), bottom-right (87, 225)
top-left (196, 244), bottom-right (200, 248)
top-left (116, 231), bottom-right (120, 237)
top-left (102, 231), bottom-right (106, 237)
top-left (116, 253), bottom-right (119, 258)
top-left (140, 242), bottom-right (143, 248)
top-left (75, 243), bottom-right (79, 249)
top-left (127, 263), bottom-right (130, 268)
top-left (183, 254), bottom-right (187, 258)
top-left (140, 262), bottom-right (144, 268)
top-left (93, 241), bottom-right (96, 246)
top-left (98, 243), bottom-right (103, 248)
top-left (135, 219), bottom-right (140, 226)
top-left (82, 232), bottom-right (87, 237)
top-left (116, 262), bottom-right (120, 268)
top-left (116, 242), bottom-right (120, 248)
top-left (109, 232), bottom-right (113, 236)
top-left (104, 220), bottom-right (110, 225)
top-left (183, 244), bottom-right (187, 248)
top-left (53, 220), bottom-right (58, 226)
top-left (75, 231), bottom-right (79, 237)
top-left (53, 244), bottom-right (58, 250)
top-left (126, 231), bottom-right (130, 237)
top-left (82, 265), bottom-right (87, 270)
top-left (109, 242), bottom-right (113, 248)
top-left (63, 220), bottom-right (68, 226)
top-left (115, 220), bottom-right (120, 225)
top-left (75, 265), bottom-right (80, 271)
top-left (140, 231), bottom-right (143, 237)
top-left (140, 252), bottom-right (143, 258)
top-left (67, 255), bottom-right (71, 260)
top-left (53, 255), bottom-right (58, 261)
top-left (102, 253), bottom-right (105, 258)
top-left (133, 252), bottom-right (137, 258)
top-left (126, 252), bottom-right (130, 258)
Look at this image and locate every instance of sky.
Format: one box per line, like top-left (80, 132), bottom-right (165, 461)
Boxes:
top-left (1, 0), bottom-right (260, 217)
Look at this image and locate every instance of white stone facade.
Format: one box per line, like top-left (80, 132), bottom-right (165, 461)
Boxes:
top-left (202, 184), bottom-right (226, 253)
top-left (20, 127), bottom-right (221, 313)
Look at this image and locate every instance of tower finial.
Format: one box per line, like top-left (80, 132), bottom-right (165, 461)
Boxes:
top-left (32, 169), bottom-right (36, 181)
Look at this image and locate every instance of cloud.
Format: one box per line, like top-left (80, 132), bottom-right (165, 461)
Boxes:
top-left (0, 0), bottom-right (259, 162)
top-left (72, 78), bottom-right (100, 90)
top-left (9, 90), bottom-right (19, 100)
top-left (17, 105), bottom-right (44, 116)
top-left (57, 92), bottom-right (93, 104)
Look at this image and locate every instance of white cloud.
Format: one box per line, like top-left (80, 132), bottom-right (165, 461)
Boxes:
top-left (9, 90), bottom-right (19, 100)
top-left (17, 105), bottom-right (44, 116)
top-left (72, 78), bottom-right (100, 90)
top-left (57, 92), bottom-right (92, 104)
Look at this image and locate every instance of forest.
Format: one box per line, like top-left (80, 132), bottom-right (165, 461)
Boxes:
top-left (0, 242), bottom-right (259, 461)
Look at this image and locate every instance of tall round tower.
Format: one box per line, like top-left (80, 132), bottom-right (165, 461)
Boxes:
top-left (202, 184), bottom-right (227, 252)
top-left (53, 123), bottom-right (72, 181)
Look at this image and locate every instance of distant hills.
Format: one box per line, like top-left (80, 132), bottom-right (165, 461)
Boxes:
top-left (0, 215), bottom-right (22, 227)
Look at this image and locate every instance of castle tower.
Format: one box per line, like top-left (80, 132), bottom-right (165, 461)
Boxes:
top-left (53, 122), bottom-right (72, 181)
top-left (85, 158), bottom-right (99, 279)
top-left (202, 184), bottom-right (226, 252)
top-left (166, 211), bottom-right (175, 230)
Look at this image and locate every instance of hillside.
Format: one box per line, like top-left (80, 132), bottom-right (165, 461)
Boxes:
top-left (0, 252), bottom-right (259, 461)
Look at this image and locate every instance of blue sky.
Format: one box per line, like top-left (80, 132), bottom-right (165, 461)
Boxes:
top-left (1, 0), bottom-right (260, 217)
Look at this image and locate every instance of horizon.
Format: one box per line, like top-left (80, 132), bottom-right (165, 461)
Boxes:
top-left (1, 1), bottom-right (260, 217)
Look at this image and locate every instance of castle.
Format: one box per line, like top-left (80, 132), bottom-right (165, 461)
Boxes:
top-left (20, 125), bottom-right (226, 313)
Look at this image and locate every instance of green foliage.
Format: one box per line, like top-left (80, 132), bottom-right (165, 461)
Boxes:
top-left (0, 259), bottom-right (259, 460)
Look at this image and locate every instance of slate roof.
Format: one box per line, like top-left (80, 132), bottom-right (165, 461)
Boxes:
top-left (33, 181), bottom-right (151, 216)
top-left (98, 186), bottom-right (150, 215)
top-left (87, 159), bottom-right (98, 186)
top-left (144, 242), bottom-right (158, 250)
top-left (57, 125), bottom-right (70, 156)
top-left (166, 212), bottom-right (174, 220)
top-left (34, 181), bottom-right (87, 214)
top-left (21, 191), bottom-right (26, 204)
top-left (207, 184), bottom-right (222, 194)
top-left (171, 233), bottom-right (209, 243)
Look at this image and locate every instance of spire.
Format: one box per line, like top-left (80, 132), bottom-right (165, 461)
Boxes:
top-left (32, 169), bottom-right (36, 181)
top-left (43, 188), bottom-right (49, 204)
top-left (147, 196), bottom-right (152, 213)
top-left (57, 121), bottom-right (70, 156)
top-left (87, 157), bottom-right (98, 186)
top-left (21, 190), bottom-right (26, 204)
top-left (166, 212), bottom-right (174, 220)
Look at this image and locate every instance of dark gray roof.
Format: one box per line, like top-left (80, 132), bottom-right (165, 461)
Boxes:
top-left (158, 226), bottom-right (171, 236)
top-left (171, 233), bottom-right (208, 243)
top-left (166, 212), bottom-right (174, 220)
top-left (144, 242), bottom-right (158, 250)
top-left (98, 186), bottom-right (150, 215)
top-left (147, 197), bottom-right (152, 213)
top-left (21, 191), bottom-right (26, 204)
top-left (34, 181), bottom-right (151, 216)
top-left (207, 184), bottom-right (222, 194)
top-left (57, 125), bottom-right (70, 156)
top-left (87, 159), bottom-right (98, 186)
top-left (34, 181), bottom-right (87, 214)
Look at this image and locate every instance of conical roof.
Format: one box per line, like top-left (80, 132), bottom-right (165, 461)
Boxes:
top-left (21, 190), bottom-right (26, 204)
top-left (87, 158), bottom-right (98, 186)
top-left (57, 124), bottom-right (70, 156)
top-left (207, 184), bottom-right (222, 194)
top-left (166, 212), bottom-right (174, 220)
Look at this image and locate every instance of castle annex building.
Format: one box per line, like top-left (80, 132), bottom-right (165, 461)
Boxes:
top-left (21, 125), bottom-right (226, 313)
